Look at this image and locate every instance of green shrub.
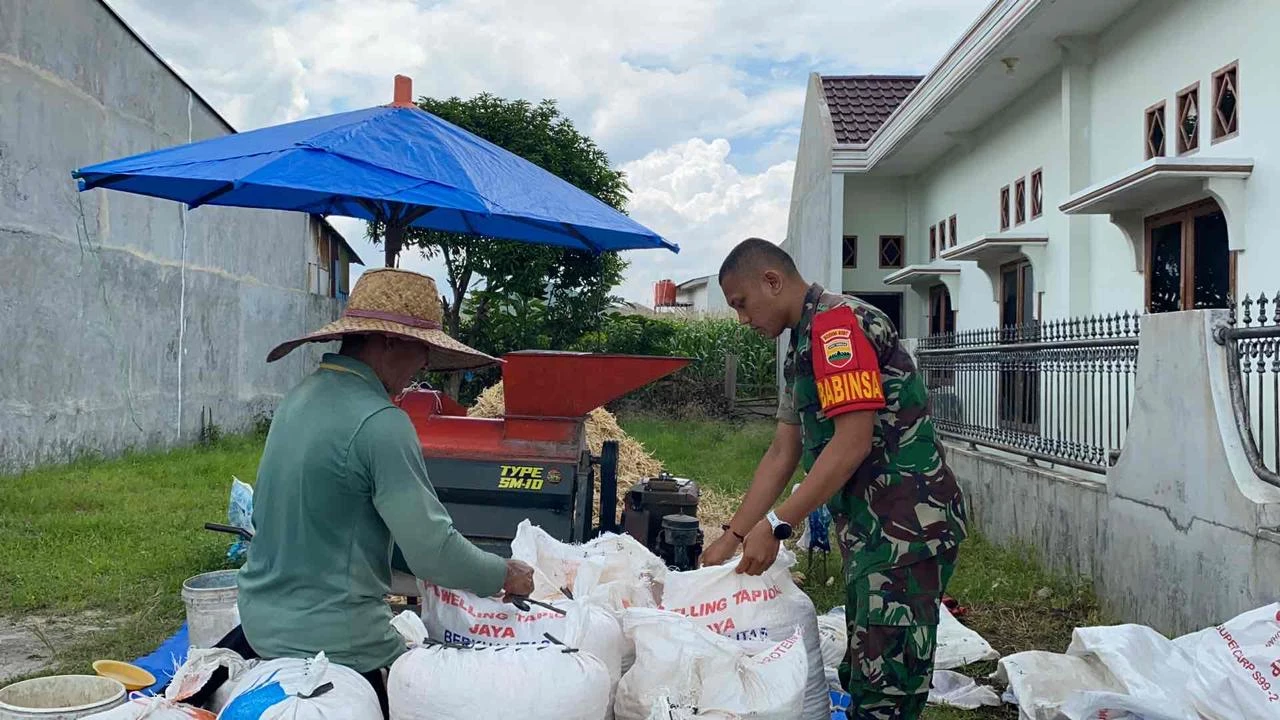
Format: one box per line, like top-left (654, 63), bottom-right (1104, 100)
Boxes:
top-left (580, 313), bottom-right (778, 416)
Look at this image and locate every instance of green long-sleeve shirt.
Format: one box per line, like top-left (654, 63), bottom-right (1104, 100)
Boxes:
top-left (236, 353), bottom-right (507, 672)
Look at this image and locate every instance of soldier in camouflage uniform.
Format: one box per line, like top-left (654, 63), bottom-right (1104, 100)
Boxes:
top-left (703, 238), bottom-right (968, 719)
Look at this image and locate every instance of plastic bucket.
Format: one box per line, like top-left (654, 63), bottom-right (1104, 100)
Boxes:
top-left (182, 568), bottom-right (241, 649)
top-left (0, 675), bottom-right (125, 719)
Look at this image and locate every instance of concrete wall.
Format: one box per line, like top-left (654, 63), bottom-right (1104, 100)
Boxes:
top-left (785, 74), bottom-right (839, 292)
top-left (780, 75), bottom-right (841, 384)
top-left (0, 0), bottom-right (344, 471)
top-left (950, 309), bottom-right (1280, 636)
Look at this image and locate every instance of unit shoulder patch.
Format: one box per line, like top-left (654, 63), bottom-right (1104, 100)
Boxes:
top-left (810, 304), bottom-right (887, 415)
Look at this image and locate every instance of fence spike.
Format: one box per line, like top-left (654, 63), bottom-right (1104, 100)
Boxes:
top-left (1243, 294), bottom-right (1255, 326)
top-left (1227, 297), bottom-right (1237, 326)
top-left (1260, 294), bottom-right (1270, 326)
top-left (1273, 292), bottom-right (1280, 325)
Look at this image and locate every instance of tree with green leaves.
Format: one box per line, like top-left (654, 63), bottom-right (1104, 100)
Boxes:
top-left (366, 93), bottom-right (632, 397)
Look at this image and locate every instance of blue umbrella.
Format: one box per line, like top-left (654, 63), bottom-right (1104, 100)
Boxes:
top-left (71, 76), bottom-right (678, 265)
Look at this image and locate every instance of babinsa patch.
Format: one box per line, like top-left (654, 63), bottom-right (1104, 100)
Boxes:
top-left (821, 328), bottom-right (853, 368)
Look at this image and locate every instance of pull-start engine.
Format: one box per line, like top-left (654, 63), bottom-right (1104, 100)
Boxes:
top-left (621, 472), bottom-right (703, 571)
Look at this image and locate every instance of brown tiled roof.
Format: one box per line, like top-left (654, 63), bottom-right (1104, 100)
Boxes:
top-left (821, 75), bottom-right (923, 144)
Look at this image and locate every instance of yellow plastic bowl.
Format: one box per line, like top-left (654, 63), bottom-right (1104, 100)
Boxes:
top-left (92, 660), bottom-right (156, 691)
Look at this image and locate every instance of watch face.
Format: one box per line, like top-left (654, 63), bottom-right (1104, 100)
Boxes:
top-left (773, 523), bottom-right (792, 540)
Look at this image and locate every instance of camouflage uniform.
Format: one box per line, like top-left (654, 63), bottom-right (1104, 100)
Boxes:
top-left (777, 284), bottom-right (968, 719)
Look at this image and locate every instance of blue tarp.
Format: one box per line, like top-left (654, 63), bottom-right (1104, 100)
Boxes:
top-left (131, 622), bottom-right (189, 696)
top-left (72, 105), bottom-right (677, 256)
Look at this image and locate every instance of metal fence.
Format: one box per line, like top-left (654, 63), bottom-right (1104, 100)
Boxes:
top-left (1214, 293), bottom-right (1280, 487)
top-left (917, 314), bottom-right (1141, 473)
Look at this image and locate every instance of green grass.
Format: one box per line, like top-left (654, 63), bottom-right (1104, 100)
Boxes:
top-left (618, 415), bottom-right (784, 495)
top-left (0, 416), bottom-right (1100, 720)
top-left (0, 435), bottom-right (264, 679)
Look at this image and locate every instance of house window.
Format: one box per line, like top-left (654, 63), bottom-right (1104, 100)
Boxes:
top-left (949, 215), bottom-right (958, 247)
top-left (1030, 169), bottom-right (1043, 219)
top-left (1145, 101), bottom-right (1166, 159)
top-left (1145, 198), bottom-right (1234, 313)
top-left (1212, 62), bottom-right (1239, 142)
top-left (879, 235), bottom-right (904, 268)
top-left (927, 284), bottom-right (956, 386)
top-left (998, 258), bottom-right (1039, 433)
top-left (929, 226), bottom-right (937, 259)
top-left (1015, 177), bottom-right (1027, 225)
top-left (1176, 83), bottom-right (1200, 154)
top-left (842, 235), bottom-right (858, 269)
top-left (938, 221), bottom-right (946, 249)
top-left (999, 186), bottom-right (1010, 231)
top-left (852, 292), bottom-right (903, 335)
top-left (928, 284), bottom-right (955, 336)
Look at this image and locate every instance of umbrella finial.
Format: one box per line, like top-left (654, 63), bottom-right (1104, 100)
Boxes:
top-left (391, 75), bottom-right (415, 108)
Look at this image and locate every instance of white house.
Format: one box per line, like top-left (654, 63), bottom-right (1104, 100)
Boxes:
top-left (784, 0), bottom-right (1260, 340)
top-left (776, 0), bottom-right (1280, 642)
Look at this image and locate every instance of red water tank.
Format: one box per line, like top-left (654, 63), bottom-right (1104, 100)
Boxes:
top-left (655, 279), bottom-right (676, 307)
top-left (661, 280), bottom-right (677, 306)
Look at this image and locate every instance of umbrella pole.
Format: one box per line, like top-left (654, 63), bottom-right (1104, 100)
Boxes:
top-left (384, 224), bottom-right (405, 268)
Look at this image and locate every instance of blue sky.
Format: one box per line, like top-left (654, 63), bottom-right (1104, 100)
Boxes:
top-left (106, 0), bottom-right (989, 304)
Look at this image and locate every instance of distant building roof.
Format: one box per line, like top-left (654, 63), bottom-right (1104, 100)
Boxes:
top-left (821, 75), bottom-right (923, 144)
top-left (676, 274), bottom-right (711, 290)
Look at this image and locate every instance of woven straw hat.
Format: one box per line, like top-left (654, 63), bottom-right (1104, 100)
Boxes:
top-left (266, 268), bottom-right (498, 371)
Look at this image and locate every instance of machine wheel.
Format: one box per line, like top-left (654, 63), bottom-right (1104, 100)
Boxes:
top-left (595, 440), bottom-right (620, 535)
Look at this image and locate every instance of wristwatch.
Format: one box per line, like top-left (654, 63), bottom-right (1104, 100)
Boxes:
top-left (766, 510), bottom-right (793, 540)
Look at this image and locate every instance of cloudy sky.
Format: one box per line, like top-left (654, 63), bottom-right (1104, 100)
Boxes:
top-left (107, 0), bottom-right (988, 304)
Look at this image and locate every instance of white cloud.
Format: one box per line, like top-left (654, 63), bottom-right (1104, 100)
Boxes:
top-left (615, 138), bottom-right (794, 302)
top-left (103, 0), bottom-right (990, 304)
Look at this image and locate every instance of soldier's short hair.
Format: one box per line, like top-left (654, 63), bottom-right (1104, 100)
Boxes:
top-left (718, 237), bottom-right (800, 284)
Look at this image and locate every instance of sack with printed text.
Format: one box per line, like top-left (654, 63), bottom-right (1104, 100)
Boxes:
top-left (615, 608), bottom-right (807, 720)
top-left (417, 580), bottom-right (625, 716)
top-left (386, 610), bottom-right (611, 720)
top-left (1183, 601), bottom-right (1280, 719)
top-left (217, 652), bottom-right (381, 720)
top-left (660, 548), bottom-right (825, 720)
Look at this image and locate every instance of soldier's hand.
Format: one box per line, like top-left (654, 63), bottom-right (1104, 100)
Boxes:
top-left (699, 530), bottom-right (740, 567)
top-left (500, 559), bottom-right (535, 599)
top-left (735, 521), bottom-right (780, 576)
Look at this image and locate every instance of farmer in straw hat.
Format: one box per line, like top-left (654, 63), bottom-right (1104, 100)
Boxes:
top-left (200, 268), bottom-right (534, 717)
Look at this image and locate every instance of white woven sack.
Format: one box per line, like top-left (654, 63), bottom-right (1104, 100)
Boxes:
top-left (615, 608), bottom-right (807, 720)
top-left (83, 696), bottom-right (214, 720)
top-left (509, 520), bottom-right (665, 611)
top-left (417, 581), bottom-right (625, 716)
top-left (386, 611), bottom-right (611, 720)
top-left (217, 652), bottom-right (381, 720)
top-left (660, 548), bottom-right (825, 720)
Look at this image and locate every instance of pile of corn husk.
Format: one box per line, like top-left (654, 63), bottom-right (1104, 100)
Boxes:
top-left (467, 381), bottom-right (733, 535)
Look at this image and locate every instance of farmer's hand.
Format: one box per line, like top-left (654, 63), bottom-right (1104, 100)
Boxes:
top-left (699, 530), bottom-right (741, 567)
top-left (501, 559), bottom-right (535, 599)
top-left (734, 520), bottom-right (779, 576)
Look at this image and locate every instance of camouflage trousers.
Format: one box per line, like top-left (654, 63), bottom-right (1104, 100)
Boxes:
top-left (838, 545), bottom-right (960, 720)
